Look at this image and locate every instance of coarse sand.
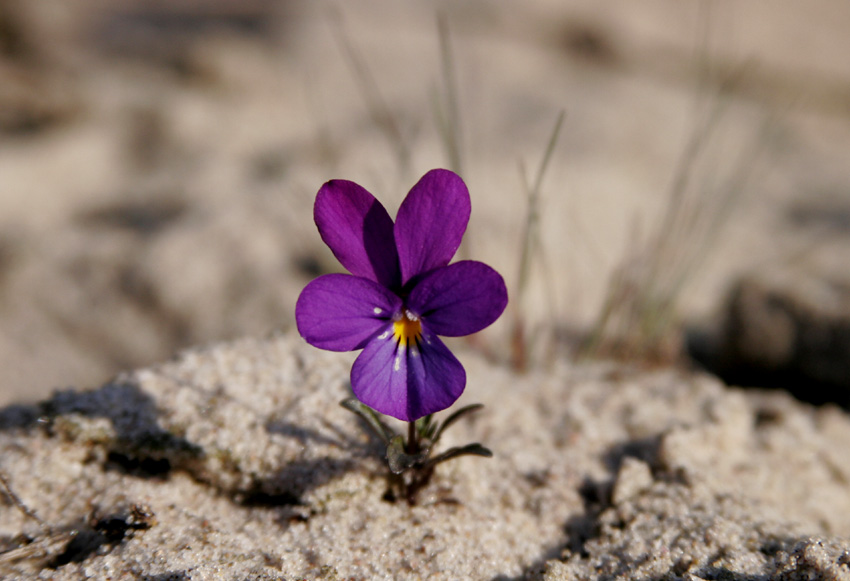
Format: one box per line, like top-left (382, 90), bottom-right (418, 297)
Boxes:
top-left (1, 333), bottom-right (849, 579)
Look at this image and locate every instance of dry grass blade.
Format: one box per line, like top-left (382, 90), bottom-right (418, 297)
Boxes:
top-left (0, 530), bottom-right (77, 568)
top-left (581, 76), bottom-right (768, 365)
top-left (433, 12), bottom-right (464, 177)
top-left (329, 6), bottom-right (410, 173)
top-left (511, 110), bottom-right (565, 370)
top-left (0, 470), bottom-right (43, 526)
top-left (578, 5), bottom-right (767, 365)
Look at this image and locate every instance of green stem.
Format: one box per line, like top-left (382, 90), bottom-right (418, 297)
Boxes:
top-left (406, 421), bottom-right (419, 455)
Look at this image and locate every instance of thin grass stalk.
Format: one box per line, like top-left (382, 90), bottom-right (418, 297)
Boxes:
top-left (582, 11), bottom-right (762, 363)
top-left (301, 69), bottom-right (339, 175)
top-left (435, 13), bottom-right (463, 177)
top-left (511, 110), bottom-right (565, 370)
top-left (665, 117), bottom-right (770, 303)
top-left (599, 102), bottom-right (762, 362)
top-left (579, 216), bottom-right (642, 359)
top-left (330, 7), bottom-right (410, 174)
top-left (648, 73), bottom-right (764, 327)
top-left (430, 12), bottom-right (472, 264)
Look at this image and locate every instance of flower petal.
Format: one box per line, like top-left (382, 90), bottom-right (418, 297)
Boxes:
top-left (314, 179), bottom-right (400, 288)
top-left (407, 260), bottom-right (508, 337)
top-left (351, 326), bottom-right (465, 421)
top-left (394, 169), bottom-right (470, 285)
top-left (295, 273), bottom-right (401, 351)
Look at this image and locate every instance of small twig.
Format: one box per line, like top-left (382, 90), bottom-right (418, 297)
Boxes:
top-left (0, 470), bottom-right (43, 526)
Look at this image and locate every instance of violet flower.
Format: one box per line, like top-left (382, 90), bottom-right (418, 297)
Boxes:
top-left (296, 169), bottom-right (508, 422)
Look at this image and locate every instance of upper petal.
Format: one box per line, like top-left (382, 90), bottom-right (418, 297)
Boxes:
top-left (314, 179), bottom-right (400, 288)
top-left (351, 326), bottom-right (465, 422)
top-left (394, 169), bottom-right (470, 285)
top-left (407, 260), bottom-right (508, 337)
top-left (296, 273), bottom-right (401, 351)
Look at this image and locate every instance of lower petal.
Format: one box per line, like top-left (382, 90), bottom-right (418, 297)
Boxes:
top-left (351, 327), bottom-right (466, 422)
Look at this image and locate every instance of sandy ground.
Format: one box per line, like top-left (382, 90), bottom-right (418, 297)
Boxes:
top-left (1, 0), bottom-right (850, 403)
top-left (1, 334), bottom-right (849, 579)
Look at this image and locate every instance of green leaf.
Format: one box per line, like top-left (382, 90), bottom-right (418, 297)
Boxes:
top-left (426, 443), bottom-right (493, 469)
top-left (416, 414), bottom-right (437, 441)
top-left (340, 398), bottom-right (394, 444)
top-left (386, 436), bottom-right (429, 474)
top-left (416, 414), bottom-right (434, 438)
top-left (432, 404), bottom-right (484, 445)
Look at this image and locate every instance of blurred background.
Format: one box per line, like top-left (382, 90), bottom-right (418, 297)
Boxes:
top-left (1, 0), bottom-right (850, 406)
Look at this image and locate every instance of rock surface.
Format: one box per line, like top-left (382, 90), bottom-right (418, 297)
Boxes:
top-left (1, 334), bottom-right (849, 579)
top-left (693, 265), bottom-right (850, 408)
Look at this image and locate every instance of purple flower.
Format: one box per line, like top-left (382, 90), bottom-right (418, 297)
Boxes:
top-left (296, 169), bottom-right (508, 422)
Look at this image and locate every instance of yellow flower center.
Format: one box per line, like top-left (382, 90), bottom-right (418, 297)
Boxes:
top-left (393, 310), bottom-right (422, 347)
